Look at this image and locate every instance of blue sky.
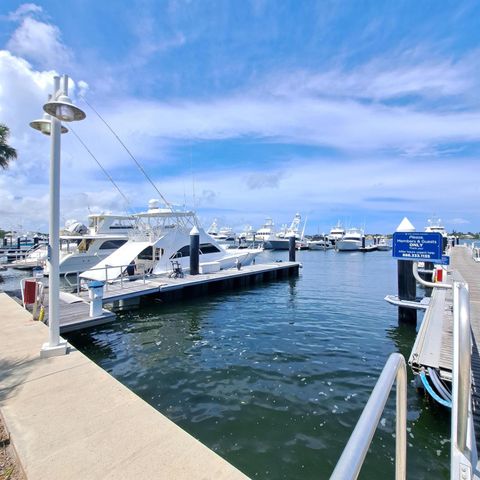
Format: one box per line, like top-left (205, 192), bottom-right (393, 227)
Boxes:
top-left (0, 1), bottom-right (479, 234)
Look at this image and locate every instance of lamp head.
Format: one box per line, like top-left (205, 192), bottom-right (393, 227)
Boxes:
top-left (29, 113), bottom-right (68, 135)
top-left (43, 94), bottom-right (86, 122)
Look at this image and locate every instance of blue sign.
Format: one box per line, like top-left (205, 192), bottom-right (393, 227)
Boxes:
top-left (392, 232), bottom-right (444, 262)
top-left (441, 255), bottom-right (450, 265)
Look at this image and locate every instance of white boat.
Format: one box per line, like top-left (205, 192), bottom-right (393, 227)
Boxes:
top-left (376, 237), bottom-right (391, 251)
top-left (336, 228), bottom-right (364, 251)
top-left (267, 213), bottom-right (305, 250)
top-left (327, 222), bottom-right (345, 246)
top-left (256, 218), bottom-right (276, 245)
top-left (308, 239), bottom-right (333, 250)
top-left (80, 202), bottom-right (261, 282)
top-left (207, 219), bottom-right (219, 237)
top-left (425, 217), bottom-right (448, 238)
top-left (238, 225), bottom-right (256, 242)
top-left (44, 213), bottom-right (135, 275)
top-left (216, 226), bottom-right (236, 241)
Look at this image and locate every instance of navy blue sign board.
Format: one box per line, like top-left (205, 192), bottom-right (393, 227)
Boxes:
top-left (392, 232), bottom-right (444, 262)
top-left (441, 255), bottom-right (450, 265)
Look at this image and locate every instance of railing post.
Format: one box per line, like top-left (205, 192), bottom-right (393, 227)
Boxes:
top-left (330, 353), bottom-right (407, 480)
top-left (452, 281), bottom-right (471, 455)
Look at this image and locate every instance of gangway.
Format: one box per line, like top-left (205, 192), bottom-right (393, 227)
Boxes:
top-left (330, 277), bottom-right (477, 479)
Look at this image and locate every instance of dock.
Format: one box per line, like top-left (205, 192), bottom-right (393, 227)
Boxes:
top-left (409, 245), bottom-right (480, 445)
top-left (47, 261), bottom-right (299, 333)
top-left (0, 293), bottom-right (248, 480)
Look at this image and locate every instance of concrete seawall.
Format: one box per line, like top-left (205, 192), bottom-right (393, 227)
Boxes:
top-left (0, 293), bottom-right (248, 479)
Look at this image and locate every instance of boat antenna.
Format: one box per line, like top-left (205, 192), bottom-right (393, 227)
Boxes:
top-left (69, 126), bottom-right (133, 212)
top-left (79, 95), bottom-right (171, 208)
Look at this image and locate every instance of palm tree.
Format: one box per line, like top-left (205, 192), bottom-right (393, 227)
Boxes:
top-left (0, 123), bottom-right (17, 169)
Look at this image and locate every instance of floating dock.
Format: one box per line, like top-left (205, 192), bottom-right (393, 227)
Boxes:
top-left (46, 261), bottom-right (299, 333)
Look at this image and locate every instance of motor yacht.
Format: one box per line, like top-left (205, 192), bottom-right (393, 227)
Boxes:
top-left (267, 213), bottom-right (305, 250)
top-left (327, 222), bottom-right (345, 247)
top-left (255, 218), bottom-right (276, 245)
top-left (80, 201), bottom-right (261, 282)
top-left (44, 213), bottom-right (135, 275)
top-left (376, 237), bottom-right (391, 251)
top-left (336, 228), bottom-right (364, 251)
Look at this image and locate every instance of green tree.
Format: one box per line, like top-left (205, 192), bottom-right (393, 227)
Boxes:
top-left (0, 123), bottom-right (17, 169)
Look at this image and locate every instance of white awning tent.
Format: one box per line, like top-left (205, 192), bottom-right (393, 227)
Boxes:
top-left (80, 241), bottom-right (153, 281)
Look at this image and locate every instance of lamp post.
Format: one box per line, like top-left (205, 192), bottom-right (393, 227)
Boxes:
top-left (30, 74), bottom-right (86, 357)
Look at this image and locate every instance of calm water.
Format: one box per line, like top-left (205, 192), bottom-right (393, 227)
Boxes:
top-left (62, 250), bottom-right (449, 478)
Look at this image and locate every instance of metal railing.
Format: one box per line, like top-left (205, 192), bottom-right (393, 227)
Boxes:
top-left (62, 262), bottom-right (150, 294)
top-left (412, 261), bottom-right (452, 291)
top-left (450, 282), bottom-right (475, 480)
top-left (330, 353), bottom-right (407, 480)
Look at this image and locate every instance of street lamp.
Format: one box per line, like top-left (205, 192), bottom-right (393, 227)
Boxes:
top-left (30, 74), bottom-right (86, 358)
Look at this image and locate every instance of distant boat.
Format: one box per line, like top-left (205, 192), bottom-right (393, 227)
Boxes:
top-left (308, 239), bottom-right (333, 250)
top-left (267, 213), bottom-right (305, 250)
top-left (327, 222), bottom-right (345, 246)
top-left (376, 237), bottom-right (391, 251)
top-left (336, 228), bottom-right (364, 251)
top-left (425, 217), bottom-right (448, 238)
top-left (256, 218), bottom-right (276, 245)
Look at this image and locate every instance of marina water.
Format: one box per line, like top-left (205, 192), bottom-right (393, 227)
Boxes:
top-left (14, 250), bottom-right (450, 478)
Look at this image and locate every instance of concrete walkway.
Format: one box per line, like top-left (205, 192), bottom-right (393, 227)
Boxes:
top-left (0, 293), bottom-right (248, 480)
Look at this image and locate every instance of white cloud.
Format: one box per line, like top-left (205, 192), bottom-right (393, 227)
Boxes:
top-left (7, 3), bottom-right (43, 21)
top-left (6, 15), bottom-right (71, 68)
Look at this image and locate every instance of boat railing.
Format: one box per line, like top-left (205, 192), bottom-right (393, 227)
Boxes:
top-left (450, 281), bottom-right (476, 479)
top-left (62, 262), bottom-right (150, 294)
top-left (330, 352), bottom-right (407, 479)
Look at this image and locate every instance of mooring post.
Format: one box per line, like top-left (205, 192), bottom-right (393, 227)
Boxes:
top-left (396, 217), bottom-right (417, 325)
top-left (456, 236), bottom-right (460, 246)
top-left (17, 237), bottom-right (21, 249)
top-left (190, 226), bottom-right (200, 275)
top-left (362, 236), bottom-right (366, 248)
top-left (289, 235), bottom-right (296, 262)
top-left (421, 261), bottom-right (434, 297)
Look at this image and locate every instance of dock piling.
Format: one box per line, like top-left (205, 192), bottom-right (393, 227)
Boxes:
top-left (190, 226), bottom-right (200, 275)
top-left (289, 236), bottom-right (296, 262)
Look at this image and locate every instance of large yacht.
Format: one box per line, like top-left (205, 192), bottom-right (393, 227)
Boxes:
top-left (44, 213), bottom-right (135, 275)
top-left (327, 222), bottom-right (345, 246)
top-left (81, 201), bottom-right (261, 281)
top-left (425, 217), bottom-right (448, 237)
top-left (255, 218), bottom-right (276, 244)
top-left (267, 213), bottom-right (305, 250)
top-left (336, 228), bottom-right (364, 251)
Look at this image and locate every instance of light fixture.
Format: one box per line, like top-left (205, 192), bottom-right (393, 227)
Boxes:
top-left (30, 113), bottom-right (68, 135)
top-left (43, 94), bottom-right (86, 122)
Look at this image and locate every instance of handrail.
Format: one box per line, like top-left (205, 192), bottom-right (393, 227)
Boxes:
top-left (412, 261), bottom-right (451, 290)
top-left (452, 281), bottom-right (471, 456)
top-left (330, 353), bottom-right (407, 480)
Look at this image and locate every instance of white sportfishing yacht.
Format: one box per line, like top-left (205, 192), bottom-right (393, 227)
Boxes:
top-left (80, 201), bottom-right (261, 282)
top-left (216, 226), bottom-right (236, 241)
top-left (425, 217), bottom-right (448, 237)
top-left (44, 213), bottom-right (135, 275)
top-left (238, 225), bottom-right (256, 242)
top-left (207, 219), bottom-right (219, 237)
top-left (256, 218), bottom-right (276, 244)
top-left (336, 228), bottom-right (364, 251)
top-left (267, 213), bottom-right (305, 250)
top-left (327, 222), bottom-right (345, 246)
top-left (376, 236), bottom-right (391, 251)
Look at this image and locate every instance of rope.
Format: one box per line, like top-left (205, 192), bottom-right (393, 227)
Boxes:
top-left (79, 95), bottom-right (171, 207)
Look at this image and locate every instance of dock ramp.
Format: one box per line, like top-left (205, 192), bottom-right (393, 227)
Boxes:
top-left (80, 241), bottom-right (153, 281)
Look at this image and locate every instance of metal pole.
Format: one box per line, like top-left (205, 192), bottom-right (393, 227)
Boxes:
top-left (289, 235), bottom-right (296, 262)
top-left (41, 76), bottom-right (66, 357)
top-left (453, 282), bottom-right (471, 454)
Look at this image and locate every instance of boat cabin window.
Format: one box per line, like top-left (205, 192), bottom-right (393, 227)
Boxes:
top-left (170, 245), bottom-right (190, 259)
top-left (99, 240), bottom-right (127, 250)
top-left (199, 243), bottom-right (221, 254)
top-left (138, 246), bottom-right (154, 260)
top-left (109, 220), bottom-right (134, 230)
